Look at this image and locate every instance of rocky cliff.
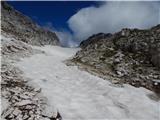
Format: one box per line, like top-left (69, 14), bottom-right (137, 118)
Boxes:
top-left (1, 2), bottom-right (59, 46)
top-left (71, 25), bottom-right (160, 93)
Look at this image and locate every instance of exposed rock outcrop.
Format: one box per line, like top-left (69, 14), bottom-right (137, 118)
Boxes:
top-left (1, 2), bottom-right (60, 46)
top-left (71, 25), bottom-right (160, 93)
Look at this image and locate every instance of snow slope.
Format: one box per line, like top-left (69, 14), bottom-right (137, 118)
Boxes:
top-left (16, 46), bottom-right (160, 120)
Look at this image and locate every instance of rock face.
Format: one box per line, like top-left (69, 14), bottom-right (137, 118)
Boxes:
top-left (1, 2), bottom-right (60, 46)
top-left (72, 25), bottom-right (160, 93)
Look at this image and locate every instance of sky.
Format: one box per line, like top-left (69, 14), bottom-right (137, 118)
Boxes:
top-left (8, 1), bottom-right (101, 31)
top-left (8, 1), bottom-right (160, 47)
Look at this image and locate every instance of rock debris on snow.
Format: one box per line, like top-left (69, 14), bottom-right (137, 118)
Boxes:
top-left (1, 34), bottom-right (62, 120)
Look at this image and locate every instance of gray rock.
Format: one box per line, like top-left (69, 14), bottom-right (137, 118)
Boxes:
top-left (12, 108), bottom-right (21, 116)
top-left (71, 24), bottom-right (160, 93)
top-left (15, 100), bottom-right (33, 106)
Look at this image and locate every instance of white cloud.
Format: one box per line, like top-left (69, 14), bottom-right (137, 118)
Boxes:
top-left (43, 22), bottom-right (56, 31)
top-left (68, 1), bottom-right (160, 41)
top-left (56, 30), bottom-right (78, 47)
top-left (43, 22), bottom-right (78, 47)
top-left (43, 2), bottom-right (160, 47)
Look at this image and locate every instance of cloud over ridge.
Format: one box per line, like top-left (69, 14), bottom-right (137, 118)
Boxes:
top-left (68, 2), bottom-right (160, 41)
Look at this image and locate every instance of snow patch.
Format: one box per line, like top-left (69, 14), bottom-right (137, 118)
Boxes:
top-left (16, 46), bottom-right (160, 120)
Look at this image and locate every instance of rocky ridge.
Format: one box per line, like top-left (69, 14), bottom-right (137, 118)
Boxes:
top-left (1, 2), bottom-right (59, 46)
top-left (71, 25), bottom-right (160, 94)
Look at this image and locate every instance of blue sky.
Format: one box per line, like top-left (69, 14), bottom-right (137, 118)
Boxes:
top-left (8, 1), bottom-right (101, 32)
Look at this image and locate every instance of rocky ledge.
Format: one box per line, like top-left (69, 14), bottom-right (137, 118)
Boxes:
top-left (71, 25), bottom-right (160, 94)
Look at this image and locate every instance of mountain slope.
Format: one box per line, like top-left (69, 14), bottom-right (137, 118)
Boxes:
top-left (72, 25), bottom-right (160, 93)
top-left (1, 2), bottom-right (59, 46)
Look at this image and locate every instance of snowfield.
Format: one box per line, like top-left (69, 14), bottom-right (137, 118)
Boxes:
top-left (16, 46), bottom-right (160, 120)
